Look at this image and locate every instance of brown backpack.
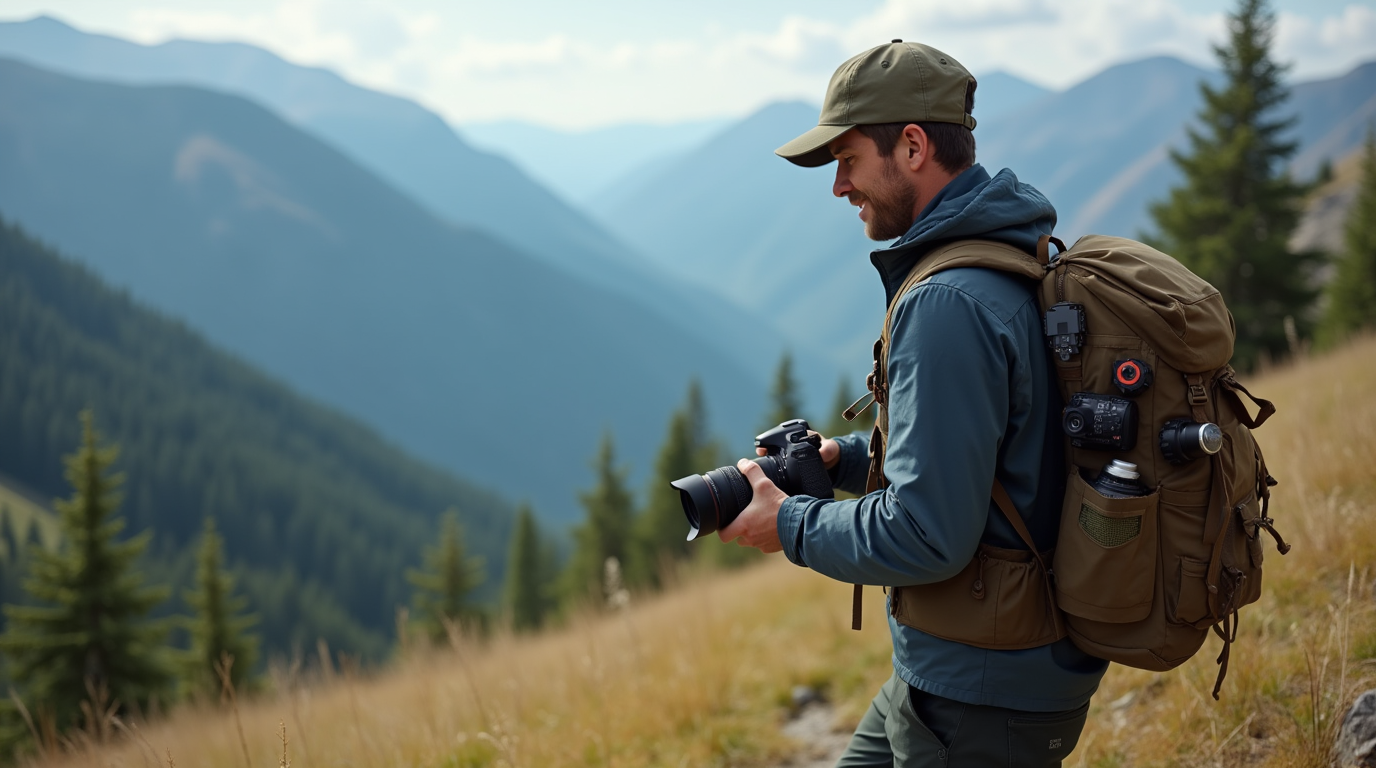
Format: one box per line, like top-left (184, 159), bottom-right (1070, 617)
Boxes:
top-left (852, 234), bottom-right (1291, 698)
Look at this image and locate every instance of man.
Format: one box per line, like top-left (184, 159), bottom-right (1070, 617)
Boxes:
top-left (718, 41), bottom-right (1108, 766)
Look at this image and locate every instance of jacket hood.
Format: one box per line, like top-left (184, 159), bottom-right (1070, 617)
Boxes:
top-left (871, 164), bottom-right (1056, 302)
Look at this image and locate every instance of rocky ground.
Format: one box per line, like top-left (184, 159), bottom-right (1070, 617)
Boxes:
top-left (778, 687), bottom-right (852, 767)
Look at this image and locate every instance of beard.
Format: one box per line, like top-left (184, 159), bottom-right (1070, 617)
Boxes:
top-left (858, 158), bottom-right (918, 241)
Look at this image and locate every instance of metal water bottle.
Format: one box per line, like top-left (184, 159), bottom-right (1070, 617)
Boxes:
top-left (1090, 459), bottom-right (1149, 498)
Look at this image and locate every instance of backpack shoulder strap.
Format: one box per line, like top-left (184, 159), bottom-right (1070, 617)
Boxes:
top-left (850, 239), bottom-right (1051, 633)
top-left (880, 239), bottom-right (1045, 351)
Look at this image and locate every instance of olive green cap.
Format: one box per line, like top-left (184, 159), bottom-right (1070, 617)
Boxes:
top-left (776, 40), bottom-right (977, 167)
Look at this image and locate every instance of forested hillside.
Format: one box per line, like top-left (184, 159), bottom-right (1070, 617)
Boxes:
top-left (0, 218), bottom-right (515, 660)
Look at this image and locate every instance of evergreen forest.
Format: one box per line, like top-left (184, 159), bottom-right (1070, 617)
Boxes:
top-left (0, 217), bottom-right (515, 661)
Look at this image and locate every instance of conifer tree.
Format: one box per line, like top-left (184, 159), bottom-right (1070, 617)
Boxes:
top-left (1147, 0), bottom-right (1319, 368)
top-left (505, 504), bottom-right (555, 632)
top-left (406, 510), bottom-right (485, 642)
top-left (563, 433), bottom-right (636, 603)
top-left (630, 381), bottom-right (718, 588)
top-left (823, 374), bottom-right (874, 438)
top-left (762, 351), bottom-right (805, 431)
top-left (181, 517), bottom-right (259, 698)
top-left (0, 410), bottom-right (171, 730)
top-left (0, 511), bottom-right (23, 620)
top-left (1320, 128), bottom-right (1376, 343)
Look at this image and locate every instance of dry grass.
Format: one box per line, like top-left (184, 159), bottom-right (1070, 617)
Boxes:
top-left (23, 336), bottom-right (1376, 768)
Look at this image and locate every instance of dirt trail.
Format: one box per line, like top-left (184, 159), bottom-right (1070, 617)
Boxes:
top-left (779, 700), bottom-right (851, 767)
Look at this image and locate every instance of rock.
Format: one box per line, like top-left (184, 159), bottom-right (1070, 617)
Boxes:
top-left (791, 685), bottom-right (822, 710)
top-left (1337, 689), bottom-right (1376, 768)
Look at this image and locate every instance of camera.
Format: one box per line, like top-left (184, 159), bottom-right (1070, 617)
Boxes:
top-left (672, 419), bottom-right (834, 541)
top-left (1159, 418), bottom-right (1223, 464)
top-left (1062, 392), bottom-right (1138, 451)
top-left (1044, 302), bottom-right (1086, 361)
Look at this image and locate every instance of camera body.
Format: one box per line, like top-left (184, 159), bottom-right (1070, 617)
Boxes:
top-left (1062, 392), bottom-right (1139, 451)
top-left (673, 419), bottom-right (834, 541)
top-left (752, 419), bottom-right (833, 497)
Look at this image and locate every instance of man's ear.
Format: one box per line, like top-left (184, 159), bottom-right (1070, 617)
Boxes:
top-left (902, 124), bottom-right (929, 173)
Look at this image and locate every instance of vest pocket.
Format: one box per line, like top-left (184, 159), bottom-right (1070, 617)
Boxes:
top-left (1169, 557), bottom-right (1211, 627)
top-left (1053, 471), bottom-right (1159, 623)
top-left (891, 543), bottom-right (1062, 650)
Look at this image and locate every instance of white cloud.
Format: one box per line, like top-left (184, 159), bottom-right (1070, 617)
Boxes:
top-left (1276, 5), bottom-right (1376, 79)
top-left (37, 0), bottom-right (1376, 128)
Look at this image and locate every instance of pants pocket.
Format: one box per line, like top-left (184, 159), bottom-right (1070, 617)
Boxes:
top-left (1006, 703), bottom-right (1090, 767)
top-left (1053, 471), bottom-right (1159, 623)
top-left (886, 681), bottom-right (949, 765)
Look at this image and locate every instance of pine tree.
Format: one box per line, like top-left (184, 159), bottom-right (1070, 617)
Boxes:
top-left (0, 410), bottom-right (171, 731)
top-left (762, 351), bottom-right (805, 431)
top-left (630, 381), bottom-right (718, 588)
top-left (407, 510), bottom-right (486, 642)
top-left (0, 519), bottom-right (43, 620)
top-left (823, 374), bottom-right (873, 438)
top-left (563, 433), bottom-right (636, 603)
top-left (181, 517), bottom-right (259, 698)
top-left (1320, 128), bottom-right (1376, 343)
top-left (1147, 0), bottom-right (1319, 369)
top-left (0, 510), bottom-right (20, 620)
top-left (505, 504), bottom-right (555, 632)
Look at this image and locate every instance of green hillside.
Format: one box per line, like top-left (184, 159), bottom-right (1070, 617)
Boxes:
top-left (0, 218), bottom-right (515, 660)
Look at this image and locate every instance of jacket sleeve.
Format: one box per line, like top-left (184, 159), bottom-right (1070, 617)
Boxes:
top-left (828, 431), bottom-right (872, 496)
top-left (777, 282), bottom-right (1014, 585)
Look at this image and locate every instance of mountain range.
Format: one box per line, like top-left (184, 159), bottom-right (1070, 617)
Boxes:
top-left (0, 13), bottom-right (1370, 521)
top-left (0, 57), bottom-right (763, 526)
top-left (0, 15), bottom-right (837, 412)
top-left (459, 118), bottom-right (732, 204)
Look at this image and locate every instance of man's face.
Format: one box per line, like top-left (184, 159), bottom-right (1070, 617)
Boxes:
top-left (829, 130), bottom-right (918, 242)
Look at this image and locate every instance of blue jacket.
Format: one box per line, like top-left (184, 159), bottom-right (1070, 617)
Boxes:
top-left (777, 164), bottom-right (1108, 711)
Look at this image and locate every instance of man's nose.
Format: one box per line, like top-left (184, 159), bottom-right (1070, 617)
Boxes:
top-left (833, 165), bottom-right (852, 198)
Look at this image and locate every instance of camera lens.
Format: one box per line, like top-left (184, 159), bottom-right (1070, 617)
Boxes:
top-left (1063, 410), bottom-right (1087, 435)
top-left (672, 464), bottom-right (754, 540)
top-left (1160, 419), bottom-right (1224, 465)
top-left (1198, 423), bottom-right (1223, 454)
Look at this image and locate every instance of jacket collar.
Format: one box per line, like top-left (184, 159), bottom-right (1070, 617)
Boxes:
top-left (869, 164), bottom-right (1057, 306)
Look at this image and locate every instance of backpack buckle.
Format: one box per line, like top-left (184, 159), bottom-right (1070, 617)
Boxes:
top-left (1187, 381), bottom-right (1209, 405)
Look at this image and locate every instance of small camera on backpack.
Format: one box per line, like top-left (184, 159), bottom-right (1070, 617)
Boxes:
top-left (1044, 302), bottom-right (1086, 362)
top-left (1062, 392), bottom-right (1138, 451)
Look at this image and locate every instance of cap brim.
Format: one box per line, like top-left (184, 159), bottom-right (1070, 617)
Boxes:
top-left (774, 123), bottom-right (854, 167)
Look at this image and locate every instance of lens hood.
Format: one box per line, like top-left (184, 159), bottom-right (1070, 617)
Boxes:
top-left (671, 473), bottom-right (718, 540)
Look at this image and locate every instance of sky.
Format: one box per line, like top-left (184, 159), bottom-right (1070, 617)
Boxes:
top-left (1, 0), bottom-right (1374, 130)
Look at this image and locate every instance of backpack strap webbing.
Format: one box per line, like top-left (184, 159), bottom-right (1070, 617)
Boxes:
top-left (992, 480), bottom-right (1065, 640)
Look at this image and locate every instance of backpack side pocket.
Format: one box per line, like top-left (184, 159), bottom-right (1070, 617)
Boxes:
top-left (1053, 471), bottom-right (1159, 623)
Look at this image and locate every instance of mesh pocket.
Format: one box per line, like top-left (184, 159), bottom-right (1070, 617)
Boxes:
top-left (1079, 503), bottom-right (1141, 548)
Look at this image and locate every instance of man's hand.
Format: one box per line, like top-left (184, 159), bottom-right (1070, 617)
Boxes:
top-left (756, 431), bottom-right (840, 469)
top-left (717, 459), bottom-right (788, 553)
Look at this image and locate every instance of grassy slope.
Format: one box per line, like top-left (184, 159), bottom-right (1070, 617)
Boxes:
top-left (28, 337), bottom-right (1376, 767)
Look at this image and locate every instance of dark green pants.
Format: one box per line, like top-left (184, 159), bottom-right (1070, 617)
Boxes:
top-left (836, 673), bottom-right (1090, 767)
